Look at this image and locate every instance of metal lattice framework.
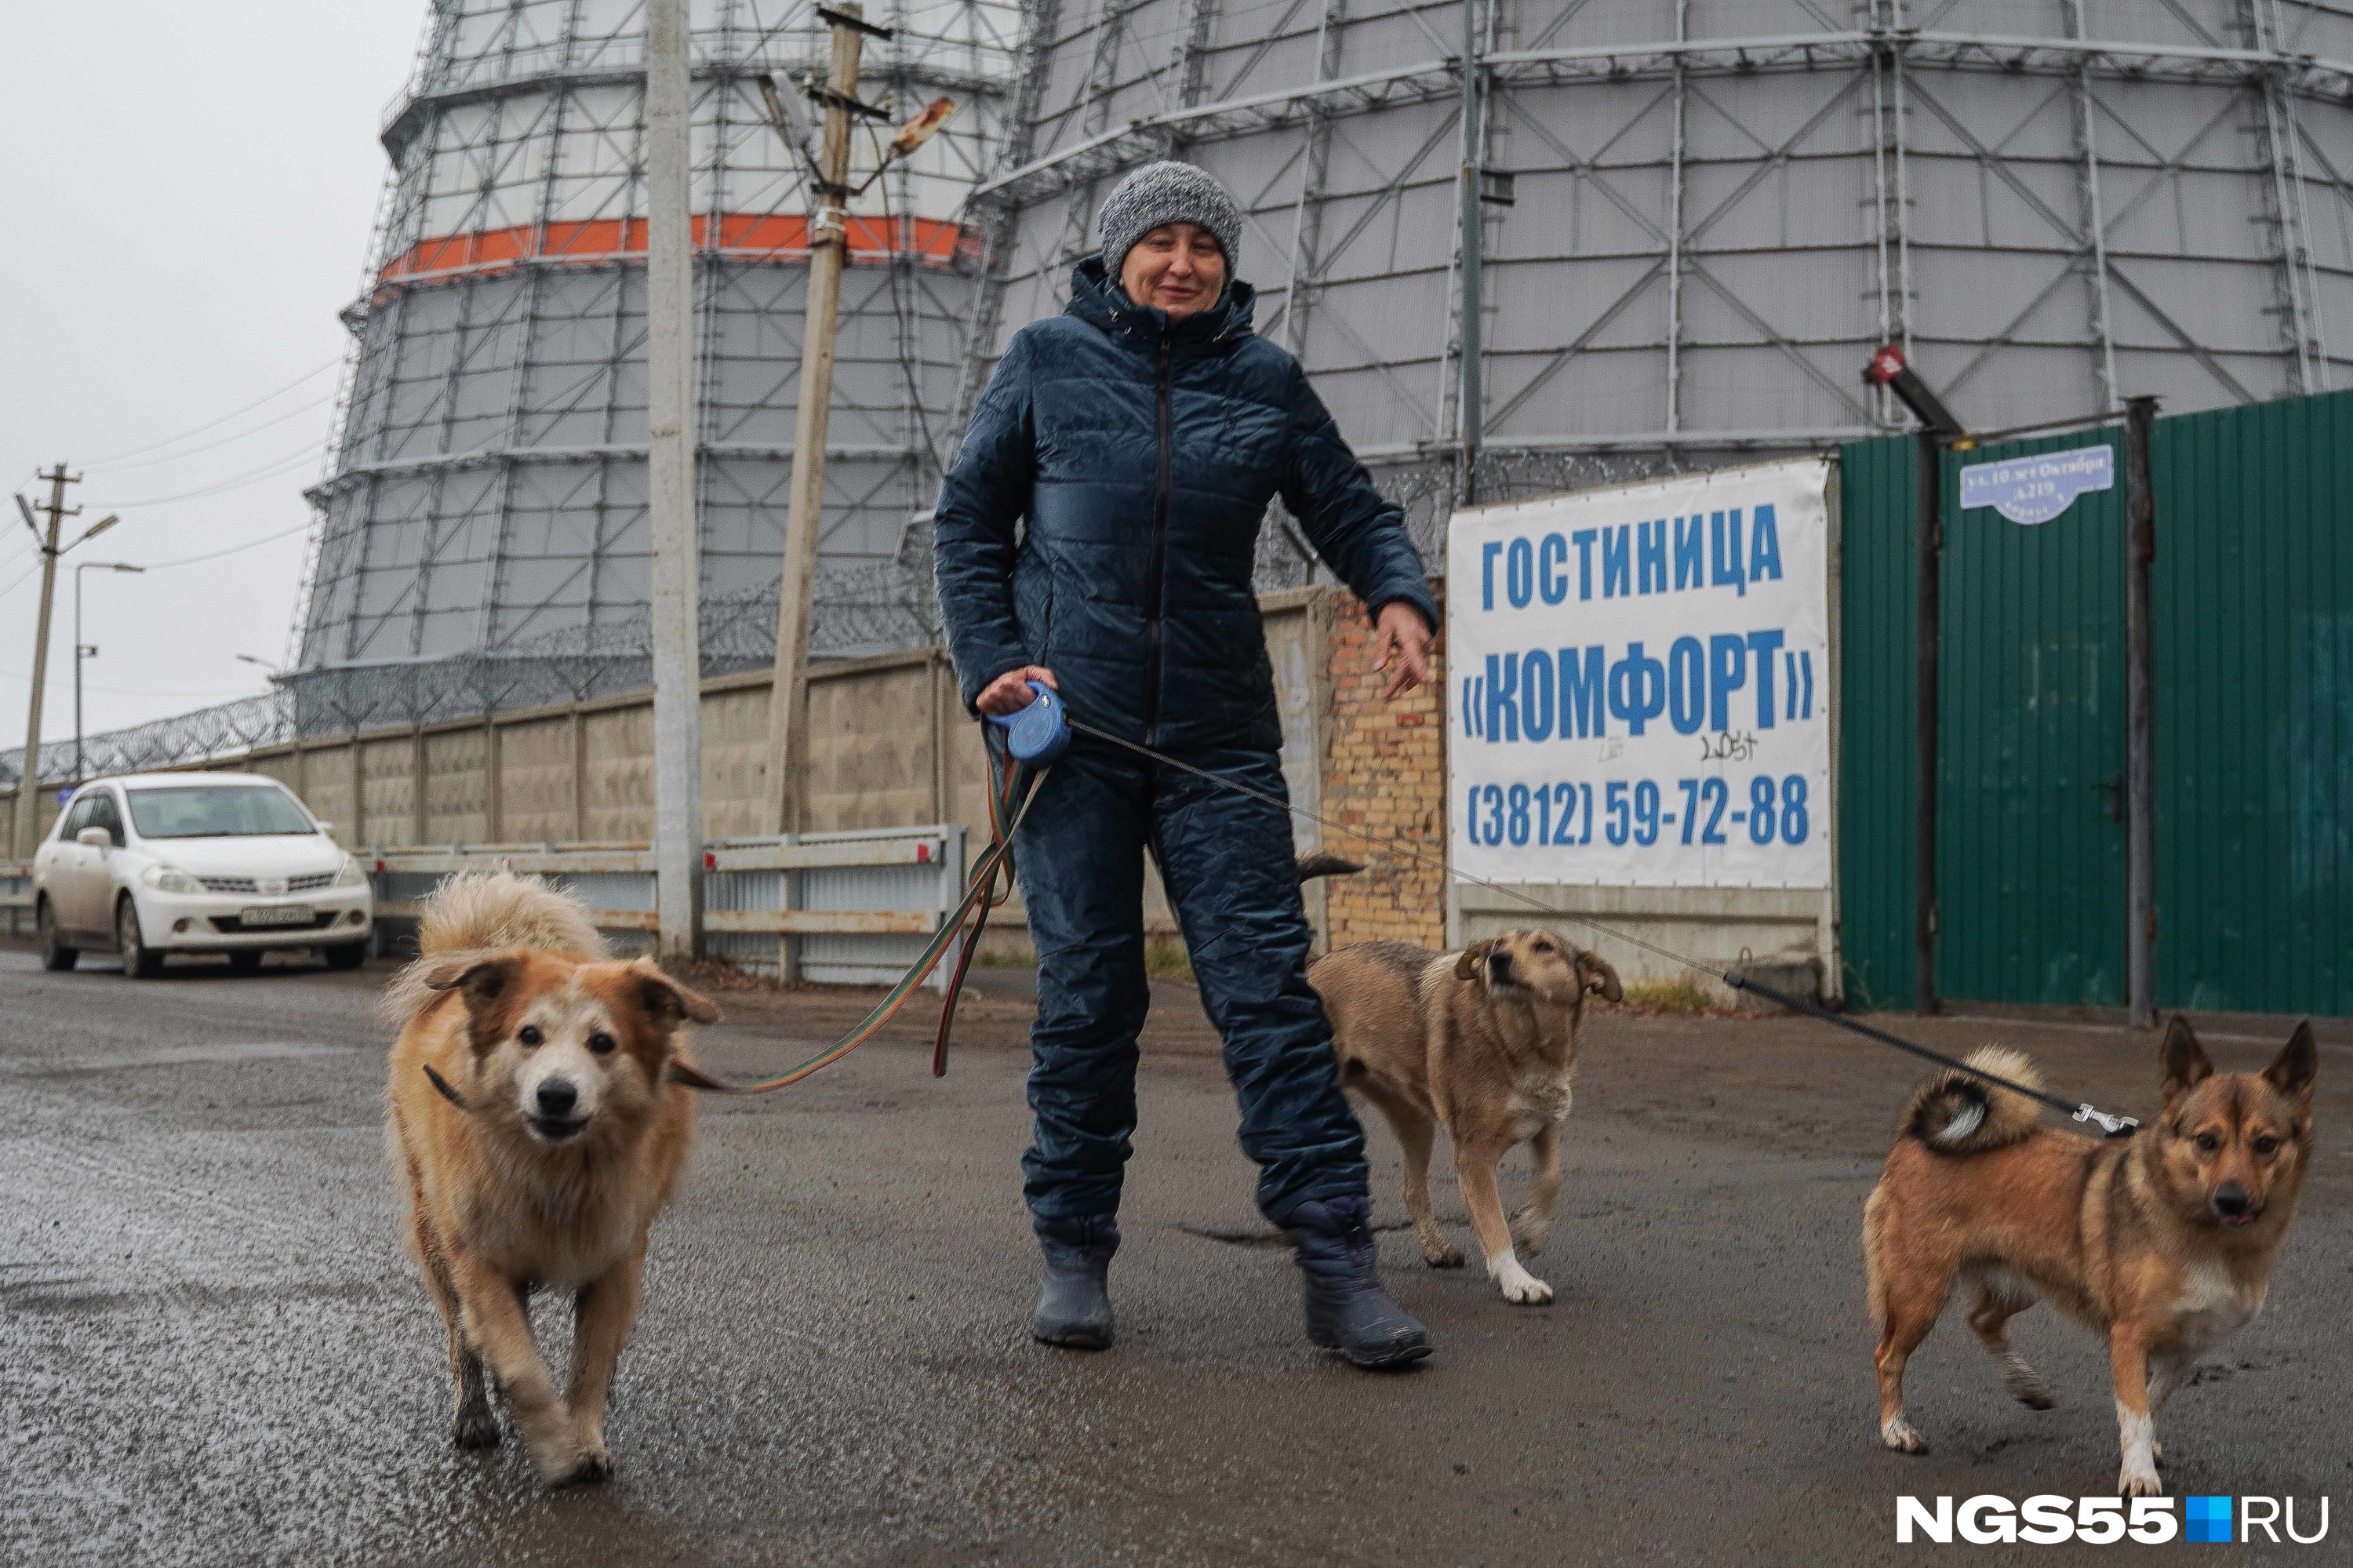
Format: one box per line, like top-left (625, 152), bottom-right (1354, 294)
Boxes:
top-left (954, 0), bottom-right (2353, 526)
top-left (286, 0), bottom-right (1021, 715)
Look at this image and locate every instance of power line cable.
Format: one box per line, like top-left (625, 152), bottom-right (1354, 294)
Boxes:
top-left (139, 521), bottom-right (315, 570)
top-left (85, 446), bottom-right (325, 509)
top-left (96, 391), bottom-right (338, 474)
top-left (81, 357), bottom-right (343, 465)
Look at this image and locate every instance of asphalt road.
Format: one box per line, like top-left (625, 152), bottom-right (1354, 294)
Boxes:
top-left (3, 943), bottom-right (2348, 1566)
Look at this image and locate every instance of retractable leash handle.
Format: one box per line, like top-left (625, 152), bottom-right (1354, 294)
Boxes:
top-left (985, 679), bottom-right (1071, 765)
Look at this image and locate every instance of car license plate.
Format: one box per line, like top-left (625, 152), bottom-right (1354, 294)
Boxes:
top-left (240, 904), bottom-right (315, 928)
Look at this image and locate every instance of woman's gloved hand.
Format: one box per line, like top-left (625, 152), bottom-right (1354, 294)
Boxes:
top-left (977, 664), bottom-right (1059, 716)
top-left (1373, 602), bottom-right (1433, 700)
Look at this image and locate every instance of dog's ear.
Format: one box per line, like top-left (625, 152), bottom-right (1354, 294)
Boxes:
top-left (627, 959), bottom-right (722, 1028)
top-left (2263, 1020), bottom-right (2318, 1108)
top-left (422, 955), bottom-right (516, 1010)
top-left (1454, 939), bottom-right (1494, 981)
top-left (2159, 1013), bottom-right (2213, 1103)
top-left (1576, 950), bottom-right (1623, 1003)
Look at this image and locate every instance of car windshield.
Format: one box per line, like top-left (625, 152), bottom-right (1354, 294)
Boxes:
top-left (125, 786), bottom-right (316, 839)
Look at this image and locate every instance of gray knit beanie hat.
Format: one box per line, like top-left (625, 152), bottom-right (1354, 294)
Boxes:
top-left (1096, 161), bottom-right (1242, 283)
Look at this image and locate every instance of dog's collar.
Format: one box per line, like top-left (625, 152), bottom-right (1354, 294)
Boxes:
top-left (421, 1062), bottom-right (473, 1112)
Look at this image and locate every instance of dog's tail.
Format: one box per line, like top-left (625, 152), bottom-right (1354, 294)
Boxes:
top-left (418, 870), bottom-right (606, 961)
top-left (1900, 1046), bottom-right (2044, 1155)
top-left (1296, 852), bottom-right (1362, 882)
top-left (384, 871), bottom-right (607, 1028)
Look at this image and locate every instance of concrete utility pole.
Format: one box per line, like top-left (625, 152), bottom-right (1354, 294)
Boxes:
top-left (13, 467), bottom-right (116, 857)
top-left (646, 0), bottom-right (704, 962)
top-left (763, 2), bottom-right (881, 842)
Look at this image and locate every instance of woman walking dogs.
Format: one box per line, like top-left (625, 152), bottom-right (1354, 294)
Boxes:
top-left (933, 162), bottom-right (1441, 1368)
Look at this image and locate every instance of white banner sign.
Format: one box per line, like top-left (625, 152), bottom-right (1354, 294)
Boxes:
top-left (1446, 458), bottom-right (1834, 889)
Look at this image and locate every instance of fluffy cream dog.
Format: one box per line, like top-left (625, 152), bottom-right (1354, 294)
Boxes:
top-left (384, 872), bottom-right (716, 1486)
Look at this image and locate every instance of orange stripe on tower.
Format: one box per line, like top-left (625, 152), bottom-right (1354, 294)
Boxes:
top-left (378, 214), bottom-right (971, 284)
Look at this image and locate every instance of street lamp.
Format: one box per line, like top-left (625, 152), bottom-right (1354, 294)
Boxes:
top-left (74, 561), bottom-right (144, 781)
top-left (235, 653), bottom-right (283, 677)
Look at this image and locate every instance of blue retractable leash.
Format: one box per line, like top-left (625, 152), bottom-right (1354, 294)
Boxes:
top-left (985, 679), bottom-right (1072, 766)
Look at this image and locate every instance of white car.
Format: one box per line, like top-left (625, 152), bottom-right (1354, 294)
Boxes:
top-left (32, 770), bottom-right (373, 977)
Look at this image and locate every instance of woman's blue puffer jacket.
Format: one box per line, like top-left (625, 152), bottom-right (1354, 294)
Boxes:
top-left (933, 256), bottom-right (1437, 754)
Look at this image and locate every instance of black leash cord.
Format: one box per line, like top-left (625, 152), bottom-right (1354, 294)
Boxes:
top-left (1722, 972), bottom-right (2138, 1137)
top-left (1061, 715), bottom-right (2140, 1138)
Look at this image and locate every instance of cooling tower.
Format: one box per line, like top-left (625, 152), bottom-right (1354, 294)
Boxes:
top-left (959, 0), bottom-right (2351, 541)
top-left (290, 0), bottom-right (1020, 713)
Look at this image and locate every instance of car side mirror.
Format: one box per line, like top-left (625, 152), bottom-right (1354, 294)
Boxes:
top-left (313, 820), bottom-right (335, 837)
top-left (76, 827), bottom-right (111, 850)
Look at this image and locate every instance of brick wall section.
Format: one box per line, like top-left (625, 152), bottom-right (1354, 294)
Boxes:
top-left (1318, 580), bottom-right (1449, 951)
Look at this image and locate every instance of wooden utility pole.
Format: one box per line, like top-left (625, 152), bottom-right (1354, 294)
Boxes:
top-left (646, 0), bottom-right (704, 961)
top-left (14, 466), bottom-right (80, 857)
top-left (762, 3), bottom-right (882, 841)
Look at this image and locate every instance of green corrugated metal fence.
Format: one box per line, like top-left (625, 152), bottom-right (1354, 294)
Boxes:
top-left (1937, 427), bottom-right (2128, 1009)
top-left (1835, 437), bottom-right (1917, 1010)
top-left (1839, 387), bottom-right (2353, 1017)
top-left (2151, 392), bottom-right (2353, 1014)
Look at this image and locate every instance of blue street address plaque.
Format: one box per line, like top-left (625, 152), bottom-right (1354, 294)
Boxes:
top-left (1958, 445), bottom-right (2114, 526)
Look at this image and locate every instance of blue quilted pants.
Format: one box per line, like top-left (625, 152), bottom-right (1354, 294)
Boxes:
top-left (1012, 738), bottom-right (1369, 1224)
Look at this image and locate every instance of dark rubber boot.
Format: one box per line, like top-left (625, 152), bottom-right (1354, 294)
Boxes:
top-left (1030, 1213), bottom-right (1118, 1350)
top-left (1283, 1196), bottom-right (1432, 1369)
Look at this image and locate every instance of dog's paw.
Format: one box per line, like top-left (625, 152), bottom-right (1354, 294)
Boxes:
top-left (1881, 1417), bottom-right (1929, 1454)
top-left (1423, 1243), bottom-right (1465, 1269)
top-left (1509, 1217), bottom-right (1551, 1257)
top-left (2118, 1464), bottom-right (2165, 1499)
top-left (2003, 1369), bottom-right (2057, 1411)
top-left (1487, 1250), bottom-right (1554, 1304)
top-left (450, 1408), bottom-right (502, 1450)
top-left (542, 1445), bottom-right (613, 1490)
top-left (1495, 1270), bottom-right (1554, 1305)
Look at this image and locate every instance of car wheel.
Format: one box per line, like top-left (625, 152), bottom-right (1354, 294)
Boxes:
top-left (117, 897), bottom-right (164, 978)
top-left (322, 942), bottom-right (367, 971)
top-left (36, 898), bottom-right (78, 972)
top-left (227, 950), bottom-right (264, 974)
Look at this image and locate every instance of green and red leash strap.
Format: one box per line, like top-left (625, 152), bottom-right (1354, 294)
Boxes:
top-left (666, 748), bottom-right (1041, 1094)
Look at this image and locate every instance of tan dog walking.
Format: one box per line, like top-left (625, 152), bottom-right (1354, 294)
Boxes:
top-left (1309, 930), bottom-right (1621, 1304)
top-left (384, 872), bottom-right (718, 1487)
top-left (1864, 1017), bottom-right (2318, 1495)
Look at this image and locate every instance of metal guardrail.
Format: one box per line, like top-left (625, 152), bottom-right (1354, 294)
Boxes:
top-left (365, 824), bottom-right (967, 988)
top-left (1, 860), bottom-right (31, 939)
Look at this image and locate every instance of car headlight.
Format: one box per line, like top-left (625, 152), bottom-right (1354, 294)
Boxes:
top-left (140, 864), bottom-right (203, 896)
top-left (333, 855), bottom-right (366, 888)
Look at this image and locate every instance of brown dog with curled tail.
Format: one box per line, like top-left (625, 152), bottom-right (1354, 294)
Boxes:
top-left (1864, 1017), bottom-right (2318, 1497)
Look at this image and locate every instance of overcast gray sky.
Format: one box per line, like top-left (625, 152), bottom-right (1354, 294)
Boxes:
top-left (2, 1), bottom-right (425, 756)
